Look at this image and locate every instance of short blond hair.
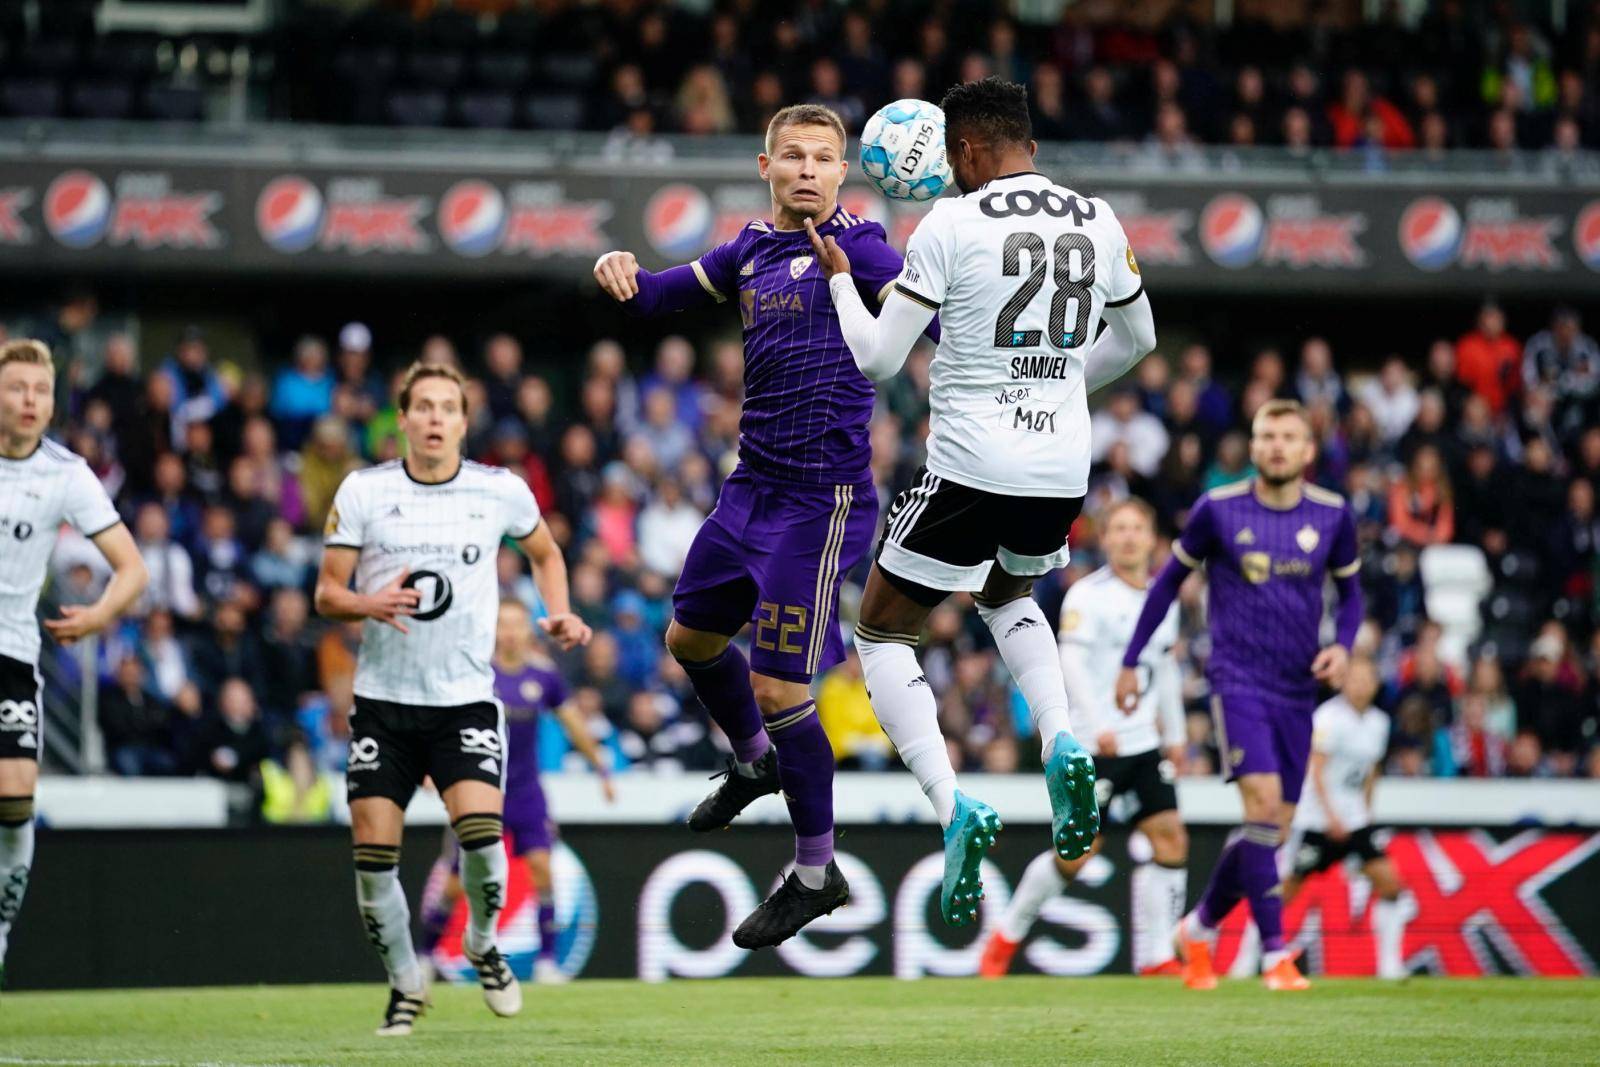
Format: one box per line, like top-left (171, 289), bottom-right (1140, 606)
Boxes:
top-left (397, 360), bottom-right (467, 414)
top-left (0, 339), bottom-right (54, 378)
top-left (1252, 398), bottom-right (1311, 433)
top-left (764, 103), bottom-right (847, 155)
top-left (1104, 496), bottom-right (1156, 529)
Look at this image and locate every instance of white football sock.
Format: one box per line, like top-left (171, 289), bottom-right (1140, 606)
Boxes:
top-left (1132, 861), bottom-right (1187, 969)
top-left (1373, 896), bottom-right (1408, 978)
top-left (355, 864), bottom-right (423, 994)
top-left (999, 850), bottom-right (1068, 942)
top-left (456, 817), bottom-right (510, 958)
top-left (0, 816), bottom-right (35, 965)
top-left (977, 597), bottom-right (1074, 755)
top-left (855, 632), bottom-right (957, 827)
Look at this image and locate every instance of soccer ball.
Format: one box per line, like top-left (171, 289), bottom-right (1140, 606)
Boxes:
top-left (859, 99), bottom-right (952, 202)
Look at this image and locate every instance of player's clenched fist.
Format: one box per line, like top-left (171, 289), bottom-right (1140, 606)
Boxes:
top-left (539, 611), bottom-right (593, 651)
top-left (593, 250), bottom-right (641, 301)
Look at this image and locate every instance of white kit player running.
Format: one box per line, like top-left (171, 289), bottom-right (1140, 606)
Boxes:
top-left (1283, 655), bottom-right (1409, 979)
top-left (0, 340), bottom-right (148, 990)
top-left (315, 362), bottom-right (592, 1036)
top-left (813, 77), bottom-right (1157, 927)
top-left (981, 498), bottom-right (1190, 977)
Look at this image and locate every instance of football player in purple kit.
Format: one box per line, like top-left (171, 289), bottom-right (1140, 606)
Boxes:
top-left (592, 103), bottom-right (930, 947)
top-left (420, 600), bottom-right (613, 985)
top-left (1116, 399), bottom-right (1363, 992)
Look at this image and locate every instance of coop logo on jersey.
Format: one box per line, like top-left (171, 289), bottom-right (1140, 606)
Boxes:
top-left (434, 842), bottom-right (598, 981)
top-left (1201, 193), bottom-right (1363, 270)
top-left (1574, 201), bottom-right (1600, 271)
top-left (43, 171), bottom-right (111, 248)
top-left (438, 180), bottom-right (507, 257)
top-left (644, 183), bottom-right (714, 258)
top-left (1400, 196), bottom-right (1562, 272)
top-left (0, 188), bottom-right (32, 245)
top-left (45, 170), bottom-right (222, 250)
top-left (255, 176), bottom-right (324, 253)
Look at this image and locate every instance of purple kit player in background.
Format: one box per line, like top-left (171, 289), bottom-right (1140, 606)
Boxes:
top-left (1117, 398), bottom-right (1362, 992)
top-left (421, 601), bottom-right (613, 985)
top-left (592, 102), bottom-right (933, 948)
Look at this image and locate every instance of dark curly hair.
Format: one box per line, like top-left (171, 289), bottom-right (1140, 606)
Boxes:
top-left (940, 76), bottom-right (1032, 149)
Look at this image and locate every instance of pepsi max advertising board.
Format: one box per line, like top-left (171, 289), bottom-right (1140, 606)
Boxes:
top-left (10, 823), bottom-right (1598, 989)
top-left (0, 159), bottom-right (1596, 293)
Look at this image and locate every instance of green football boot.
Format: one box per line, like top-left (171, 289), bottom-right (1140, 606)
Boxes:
top-left (941, 790), bottom-right (1002, 928)
top-left (1045, 731), bottom-right (1099, 861)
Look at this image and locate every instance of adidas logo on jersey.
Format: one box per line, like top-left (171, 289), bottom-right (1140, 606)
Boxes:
top-left (740, 260), bottom-right (754, 277)
top-left (387, 505), bottom-right (404, 518)
top-left (1235, 528), bottom-right (1256, 544)
top-left (908, 675), bottom-right (929, 688)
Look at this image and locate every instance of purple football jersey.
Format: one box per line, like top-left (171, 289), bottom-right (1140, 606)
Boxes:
top-left (1174, 480), bottom-right (1359, 698)
top-left (695, 206), bottom-right (908, 485)
top-left (492, 661), bottom-right (567, 792)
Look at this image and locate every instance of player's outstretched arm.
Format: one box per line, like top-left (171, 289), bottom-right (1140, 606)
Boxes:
top-left (808, 219), bottom-right (934, 381)
top-left (555, 702), bottom-right (616, 803)
top-left (594, 250), bottom-right (722, 316)
top-left (517, 523), bottom-right (592, 651)
top-left (44, 523), bottom-right (148, 646)
top-left (313, 547), bottom-right (419, 633)
top-left (1084, 291), bottom-right (1157, 396)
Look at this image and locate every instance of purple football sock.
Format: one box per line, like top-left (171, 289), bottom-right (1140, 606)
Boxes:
top-left (1236, 822), bottom-right (1286, 953)
top-left (1195, 829), bottom-right (1248, 930)
top-left (764, 700), bottom-right (835, 868)
top-left (678, 644), bottom-right (770, 764)
top-left (537, 901), bottom-right (558, 961)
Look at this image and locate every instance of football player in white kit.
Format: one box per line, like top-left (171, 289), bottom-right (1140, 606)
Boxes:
top-left (1283, 655), bottom-right (1409, 979)
top-left (0, 340), bottom-right (148, 989)
top-left (980, 498), bottom-right (1189, 977)
top-left (315, 362), bottom-right (591, 1035)
top-left (811, 77), bottom-right (1158, 926)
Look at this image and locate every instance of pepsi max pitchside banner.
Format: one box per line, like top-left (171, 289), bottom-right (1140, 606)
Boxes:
top-left (9, 824), bottom-right (1598, 989)
top-left (0, 160), bottom-right (1597, 293)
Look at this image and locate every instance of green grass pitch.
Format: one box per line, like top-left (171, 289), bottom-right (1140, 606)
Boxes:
top-left (3, 977), bottom-right (1594, 1066)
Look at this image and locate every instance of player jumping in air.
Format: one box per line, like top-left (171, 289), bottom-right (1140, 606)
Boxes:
top-left (814, 77), bottom-right (1158, 926)
top-left (980, 498), bottom-right (1189, 977)
top-left (0, 340), bottom-right (148, 991)
top-left (1116, 398), bottom-right (1363, 991)
top-left (1283, 654), bottom-right (1409, 979)
top-left (315, 363), bottom-right (592, 1035)
top-left (593, 104), bottom-right (931, 947)
top-left (419, 598), bottom-right (615, 986)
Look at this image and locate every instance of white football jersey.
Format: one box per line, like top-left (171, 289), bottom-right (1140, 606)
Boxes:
top-left (894, 172), bottom-right (1143, 497)
top-left (1058, 565), bottom-right (1181, 755)
top-left (1295, 696), bottom-right (1390, 833)
top-left (325, 459), bottom-right (541, 707)
top-left (0, 438), bottom-right (121, 666)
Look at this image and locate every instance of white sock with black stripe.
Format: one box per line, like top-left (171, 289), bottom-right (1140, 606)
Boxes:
top-left (0, 796), bottom-right (35, 967)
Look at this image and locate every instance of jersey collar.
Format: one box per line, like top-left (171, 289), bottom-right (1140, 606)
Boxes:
top-left (0, 438), bottom-right (44, 463)
top-left (978, 171), bottom-right (1048, 192)
top-left (768, 204), bottom-right (848, 236)
top-left (402, 456), bottom-right (462, 486)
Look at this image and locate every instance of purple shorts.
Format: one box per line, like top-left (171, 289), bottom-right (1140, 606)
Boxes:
top-left (504, 778), bottom-right (555, 854)
top-left (1209, 688), bottom-right (1316, 805)
top-left (673, 466), bottom-right (878, 683)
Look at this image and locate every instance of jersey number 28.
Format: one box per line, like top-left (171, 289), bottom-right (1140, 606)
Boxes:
top-left (994, 232), bottom-right (1095, 352)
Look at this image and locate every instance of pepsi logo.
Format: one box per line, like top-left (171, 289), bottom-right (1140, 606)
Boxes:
top-left (1574, 201), bottom-right (1600, 272)
top-left (643, 183), bottom-right (713, 259)
top-left (43, 170), bottom-right (111, 249)
top-left (1199, 194), bottom-right (1264, 269)
top-left (439, 179), bottom-right (507, 257)
top-left (256, 176), bottom-right (324, 253)
top-left (1399, 197), bottom-right (1462, 272)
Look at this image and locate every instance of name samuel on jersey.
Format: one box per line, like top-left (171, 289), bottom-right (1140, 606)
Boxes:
top-left (1009, 354), bottom-right (1076, 380)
